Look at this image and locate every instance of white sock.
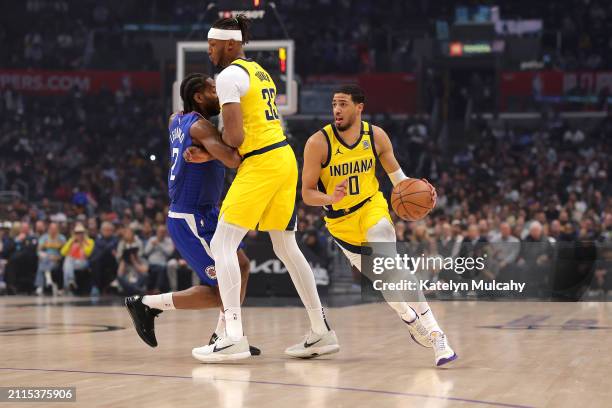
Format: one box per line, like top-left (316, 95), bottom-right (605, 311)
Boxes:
top-left (210, 220), bottom-right (247, 341)
top-left (142, 293), bottom-right (175, 310)
top-left (307, 308), bottom-right (330, 335)
top-left (397, 304), bottom-right (418, 323)
top-left (338, 243), bottom-right (418, 324)
top-left (414, 303), bottom-right (442, 334)
top-left (224, 307), bottom-right (242, 341)
top-left (215, 311), bottom-right (226, 336)
top-left (269, 230), bottom-right (330, 335)
top-left (363, 219), bottom-right (441, 330)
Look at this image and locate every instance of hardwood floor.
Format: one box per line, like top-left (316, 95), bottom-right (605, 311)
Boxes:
top-left (1, 297), bottom-right (610, 407)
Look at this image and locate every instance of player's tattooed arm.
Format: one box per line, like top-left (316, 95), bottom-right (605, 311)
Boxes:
top-left (189, 119), bottom-right (242, 168)
top-left (302, 131), bottom-right (347, 206)
top-left (219, 103), bottom-right (244, 148)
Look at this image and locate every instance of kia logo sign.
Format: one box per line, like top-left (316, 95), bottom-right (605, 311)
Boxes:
top-left (249, 259), bottom-right (288, 274)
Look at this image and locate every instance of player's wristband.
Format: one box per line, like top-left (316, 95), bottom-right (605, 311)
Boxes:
top-left (388, 168), bottom-right (408, 187)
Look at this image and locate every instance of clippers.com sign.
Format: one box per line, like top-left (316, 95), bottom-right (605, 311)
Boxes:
top-left (0, 69), bottom-right (161, 95)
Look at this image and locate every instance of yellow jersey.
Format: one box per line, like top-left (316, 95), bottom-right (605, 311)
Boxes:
top-left (319, 121), bottom-right (380, 211)
top-left (228, 58), bottom-right (286, 157)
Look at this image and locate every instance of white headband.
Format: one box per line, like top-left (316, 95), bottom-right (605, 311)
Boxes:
top-left (207, 28), bottom-right (242, 41)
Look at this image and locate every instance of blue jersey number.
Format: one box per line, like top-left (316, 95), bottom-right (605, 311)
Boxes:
top-left (262, 88), bottom-right (279, 120)
top-left (169, 147), bottom-right (179, 181)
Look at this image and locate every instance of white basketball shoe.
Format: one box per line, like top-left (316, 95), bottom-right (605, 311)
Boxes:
top-left (403, 314), bottom-right (434, 348)
top-left (192, 336), bottom-right (251, 363)
top-left (431, 332), bottom-right (457, 367)
top-left (285, 330), bottom-right (340, 359)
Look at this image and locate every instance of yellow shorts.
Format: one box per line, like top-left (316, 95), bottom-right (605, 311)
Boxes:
top-left (220, 143), bottom-right (297, 231)
top-left (324, 191), bottom-right (392, 253)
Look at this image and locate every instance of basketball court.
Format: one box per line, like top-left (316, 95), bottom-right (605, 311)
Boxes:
top-left (1, 2), bottom-right (611, 408)
top-left (2, 297), bottom-right (610, 407)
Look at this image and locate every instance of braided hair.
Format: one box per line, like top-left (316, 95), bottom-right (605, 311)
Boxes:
top-left (180, 73), bottom-right (208, 113)
top-left (212, 14), bottom-right (251, 44)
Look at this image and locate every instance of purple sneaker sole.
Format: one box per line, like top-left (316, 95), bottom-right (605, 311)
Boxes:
top-left (436, 352), bottom-right (458, 367)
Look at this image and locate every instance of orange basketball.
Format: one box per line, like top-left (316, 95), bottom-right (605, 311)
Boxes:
top-left (391, 179), bottom-right (435, 221)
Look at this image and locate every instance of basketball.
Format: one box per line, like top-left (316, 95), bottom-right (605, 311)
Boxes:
top-left (391, 178), bottom-right (434, 221)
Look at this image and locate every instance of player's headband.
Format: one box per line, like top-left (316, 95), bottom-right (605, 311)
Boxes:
top-left (207, 28), bottom-right (242, 42)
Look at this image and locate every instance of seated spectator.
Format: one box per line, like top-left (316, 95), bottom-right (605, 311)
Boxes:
top-left (410, 224), bottom-right (437, 256)
top-left (60, 223), bottom-right (94, 294)
top-left (87, 217), bottom-right (98, 238)
top-left (165, 256), bottom-right (193, 292)
top-left (300, 229), bottom-right (331, 287)
top-left (116, 227), bottom-right (148, 295)
top-left (437, 221), bottom-right (464, 284)
top-left (4, 222), bottom-right (38, 294)
top-left (395, 220), bottom-right (409, 241)
top-left (517, 221), bottom-right (553, 297)
top-left (0, 222), bottom-right (14, 293)
top-left (34, 220), bottom-right (46, 237)
top-left (143, 224), bottom-right (174, 293)
top-left (491, 222), bottom-right (521, 282)
top-left (457, 223), bottom-right (489, 284)
top-left (437, 222), bottom-right (459, 258)
top-left (35, 222), bottom-right (66, 295)
top-left (89, 221), bottom-right (119, 296)
top-left (139, 219), bottom-right (154, 246)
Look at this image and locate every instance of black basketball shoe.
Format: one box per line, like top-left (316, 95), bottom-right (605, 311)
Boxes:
top-left (209, 332), bottom-right (261, 356)
top-left (125, 295), bottom-right (162, 347)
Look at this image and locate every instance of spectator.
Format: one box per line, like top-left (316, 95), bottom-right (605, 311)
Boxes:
top-left (143, 224), bottom-right (174, 293)
top-left (301, 228), bottom-right (330, 268)
top-left (0, 222), bottom-right (13, 293)
top-left (437, 222), bottom-right (460, 258)
top-left (89, 221), bottom-right (118, 296)
top-left (139, 219), bottom-right (154, 246)
top-left (60, 222), bottom-right (94, 294)
top-left (602, 214), bottom-right (612, 242)
top-left (1, 221), bottom-right (15, 260)
top-left (518, 221), bottom-right (553, 296)
top-left (457, 223), bottom-right (489, 285)
top-left (410, 224), bottom-right (436, 256)
top-left (4, 222), bottom-right (38, 294)
top-left (34, 220), bottom-right (46, 236)
top-left (87, 217), bottom-right (98, 238)
top-left (395, 221), bottom-right (408, 241)
top-left (479, 219), bottom-right (495, 242)
top-left (549, 220), bottom-right (562, 242)
top-left (35, 222), bottom-right (66, 295)
top-left (437, 221), bottom-right (465, 283)
top-left (165, 256), bottom-right (192, 292)
top-left (116, 227), bottom-right (148, 295)
top-left (460, 224), bottom-right (488, 253)
top-left (300, 229), bottom-right (330, 287)
top-left (491, 222), bottom-right (521, 282)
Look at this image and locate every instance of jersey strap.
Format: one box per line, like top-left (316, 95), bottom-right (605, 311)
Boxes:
top-left (242, 139), bottom-right (288, 159)
top-left (324, 195), bottom-right (374, 219)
